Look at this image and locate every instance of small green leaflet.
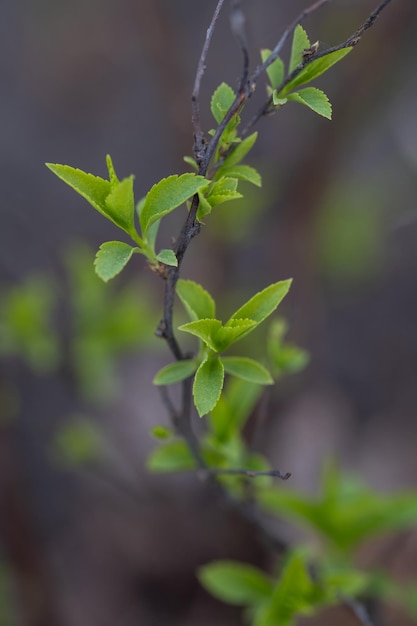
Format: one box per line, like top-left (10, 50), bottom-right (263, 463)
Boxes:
top-left (105, 176), bottom-right (136, 234)
top-left (153, 359), bottom-right (197, 385)
top-left (216, 164), bottom-right (262, 187)
top-left (222, 357), bottom-right (273, 384)
top-left (106, 154), bottom-right (119, 187)
top-left (176, 279), bottom-right (216, 321)
top-left (156, 249), bottom-right (178, 266)
top-left (139, 173), bottom-right (208, 236)
top-left (280, 48), bottom-right (352, 96)
top-left (211, 82), bottom-right (236, 124)
top-left (46, 163), bottom-right (111, 219)
top-left (150, 425), bottom-right (173, 440)
top-left (147, 440), bottom-right (196, 472)
top-left (222, 132), bottom-right (258, 168)
top-left (213, 319), bottom-right (257, 351)
top-left (229, 279), bottom-right (292, 328)
top-left (255, 554), bottom-right (317, 626)
top-left (198, 561), bottom-right (274, 606)
top-left (94, 241), bottom-right (137, 282)
top-left (193, 356), bottom-right (224, 416)
top-left (287, 88), bottom-right (332, 120)
top-left (289, 25), bottom-right (310, 74)
top-left (178, 318), bottom-right (257, 352)
top-left (183, 155), bottom-right (198, 171)
top-left (261, 49), bottom-right (284, 90)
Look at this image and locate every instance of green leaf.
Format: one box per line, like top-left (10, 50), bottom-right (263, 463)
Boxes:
top-left (211, 82), bottom-right (236, 124)
top-left (272, 93), bottom-right (288, 107)
top-left (183, 155), bottom-right (198, 171)
top-left (206, 176), bottom-right (243, 208)
top-left (54, 419), bottom-right (101, 465)
top-left (198, 561), bottom-right (273, 606)
top-left (153, 359), bottom-right (197, 385)
top-left (156, 249), bottom-right (178, 266)
top-left (139, 173), bottom-right (208, 236)
top-left (287, 87), bottom-right (332, 119)
top-left (176, 279), bottom-right (216, 321)
top-left (281, 48), bottom-right (352, 95)
top-left (104, 176), bottom-right (136, 234)
top-left (229, 280), bottom-right (292, 327)
top-left (46, 163), bottom-right (112, 220)
top-left (214, 319), bottom-right (258, 351)
top-left (210, 378), bottom-right (262, 441)
top-left (223, 132), bottom-right (258, 167)
top-left (255, 554), bottom-right (316, 626)
top-left (147, 440), bottom-right (196, 472)
top-left (193, 357), bottom-right (224, 416)
top-left (261, 49), bottom-right (285, 90)
top-left (106, 154), bottom-right (119, 187)
top-left (289, 25), bottom-right (310, 74)
top-left (217, 164), bottom-right (262, 187)
top-left (178, 319), bottom-right (223, 352)
top-left (150, 425), bottom-right (173, 440)
top-left (222, 357), bottom-right (273, 384)
top-left (196, 191), bottom-right (213, 221)
top-left (94, 241), bottom-right (137, 282)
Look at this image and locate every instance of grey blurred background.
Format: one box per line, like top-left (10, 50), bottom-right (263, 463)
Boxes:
top-left (1, 0), bottom-right (417, 624)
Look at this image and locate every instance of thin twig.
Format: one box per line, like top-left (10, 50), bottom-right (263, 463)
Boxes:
top-left (341, 594), bottom-right (376, 626)
top-left (230, 0), bottom-right (250, 92)
top-left (208, 467), bottom-right (291, 480)
top-left (192, 0), bottom-right (226, 167)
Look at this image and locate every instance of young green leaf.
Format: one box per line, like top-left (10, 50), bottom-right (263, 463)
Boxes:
top-left (287, 88), bottom-right (332, 119)
top-left (176, 279), bottom-right (216, 321)
top-left (193, 357), bottom-right (224, 416)
top-left (206, 176), bottom-right (242, 207)
top-left (153, 359), bottom-right (197, 385)
top-left (216, 164), bottom-right (262, 187)
top-left (178, 319), bottom-right (223, 352)
top-left (46, 163), bottom-right (112, 220)
top-left (272, 93), bottom-right (288, 107)
top-left (147, 440), bottom-right (196, 472)
top-left (223, 132), bottom-right (258, 168)
top-left (222, 357), bottom-right (273, 384)
top-left (150, 425), bottom-right (174, 440)
top-left (255, 553), bottom-right (316, 626)
top-left (289, 25), bottom-right (311, 74)
top-left (196, 191), bottom-right (213, 221)
top-left (280, 48), bottom-right (352, 95)
top-left (94, 241), bottom-right (137, 282)
top-left (139, 174), bottom-right (208, 236)
top-left (198, 561), bottom-right (274, 606)
top-left (229, 280), bottom-right (292, 327)
top-left (214, 319), bottom-right (258, 351)
top-left (183, 155), bottom-right (198, 171)
top-left (261, 49), bottom-right (285, 90)
top-left (106, 154), bottom-right (119, 187)
top-left (104, 176), bottom-right (136, 234)
top-left (156, 249), bottom-right (178, 266)
top-left (211, 82), bottom-right (236, 124)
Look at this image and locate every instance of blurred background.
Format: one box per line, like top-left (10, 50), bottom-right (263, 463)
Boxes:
top-left (1, 0), bottom-right (417, 624)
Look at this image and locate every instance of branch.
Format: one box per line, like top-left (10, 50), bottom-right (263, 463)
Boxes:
top-left (192, 0), bottom-right (226, 167)
top-left (341, 595), bottom-right (376, 626)
top-left (207, 467), bottom-right (291, 480)
top-left (230, 0), bottom-right (250, 92)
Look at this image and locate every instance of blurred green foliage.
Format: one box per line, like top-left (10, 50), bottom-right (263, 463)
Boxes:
top-left (0, 245), bottom-right (159, 403)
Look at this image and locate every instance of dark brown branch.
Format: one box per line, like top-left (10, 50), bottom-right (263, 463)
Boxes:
top-left (341, 595), bottom-right (376, 626)
top-left (230, 0), bottom-right (250, 92)
top-left (192, 0), bottom-right (226, 167)
top-left (208, 467), bottom-right (291, 480)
